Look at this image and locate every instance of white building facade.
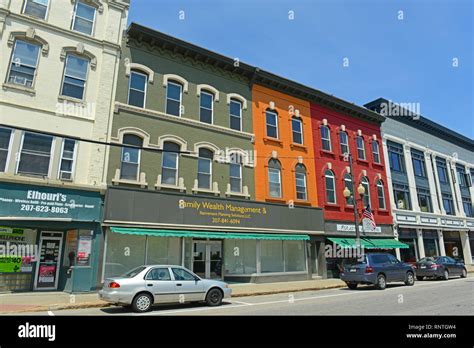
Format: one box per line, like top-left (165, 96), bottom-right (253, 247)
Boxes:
top-left (366, 99), bottom-right (474, 266)
top-left (0, 0), bottom-right (129, 292)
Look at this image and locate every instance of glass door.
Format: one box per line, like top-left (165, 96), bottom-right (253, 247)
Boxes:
top-left (34, 231), bottom-right (63, 290)
top-left (192, 240), bottom-right (222, 279)
top-left (192, 241), bottom-right (206, 278)
top-left (209, 241), bottom-right (222, 279)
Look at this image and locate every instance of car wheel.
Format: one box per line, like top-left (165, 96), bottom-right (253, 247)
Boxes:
top-left (405, 272), bottom-right (415, 286)
top-left (416, 276), bottom-right (424, 281)
top-left (461, 268), bottom-right (467, 278)
top-left (375, 274), bottom-right (386, 290)
top-left (346, 282), bottom-right (358, 290)
top-left (443, 269), bottom-right (449, 281)
top-left (205, 288), bottom-right (223, 307)
top-left (132, 293), bottom-right (153, 313)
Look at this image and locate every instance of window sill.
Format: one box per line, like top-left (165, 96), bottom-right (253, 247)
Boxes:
top-left (58, 95), bottom-right (86, 105)
top-left (325, 203), bottom-right (340, 209)
top-left (112, 177), bottom-right (148, 188)
top-left (372, 162), bottom-right (384, 168)
top-left (265, 197), bottom-right (287, 204)
top-left (225, 191), bottom-right (250, 199)
top-left (320, 149), bottom-right (336, 157)
top-left (155, 183), bottom-right (186, 192)
top-left (193, 187), bottom-right (220, 196)
top-left (356, 158), bottom-right (369, 164)
top-left (290, 143), bottom-right (307, 151)
top-left (294, 200), bottom-right (312, 206)
top-left (263, 137), bottom-right (283, 145)
top-left (2, 83), bottom-right (36, 95)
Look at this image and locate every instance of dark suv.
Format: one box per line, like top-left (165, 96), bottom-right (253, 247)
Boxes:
top-left (340, 253), bottom-right (415, 290)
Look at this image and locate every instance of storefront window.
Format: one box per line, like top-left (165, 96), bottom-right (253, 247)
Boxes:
top-left (104, 232), bottom-right (146, 278)
top-left (423, 238), bottom-right (438, 257)
top-left (284, 240), bottom-right (306, 272)
top-left (146, 236), bottom-right (181, 266)
top-left (261, 240), bottom-right (284, 273)
top-left (63, 230), bottom-right (93, 267)
top-left (443, 231), bottom-right (464, 261)
top-left (224, 239), bottom-right (257, 275)
top-left (0, 226), bottom-right (37, 274)
top-left (399, 238), bottom-right (417, 263)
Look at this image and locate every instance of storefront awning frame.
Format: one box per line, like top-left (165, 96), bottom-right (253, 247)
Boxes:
top-left (328, 237), bottom-right (409, 249)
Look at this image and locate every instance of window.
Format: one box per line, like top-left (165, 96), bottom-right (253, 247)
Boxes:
top-left (171, 268), bottom-right (196, 281)
top-left (0, 128), bottom-right (12, 172)
top-left (417, 188), bottom-right (432, 213)
top-left (268, 159), bottom-right (282, 198)
top-left (361, 176), bottom-right (371, 208)
top-left (17, 132), bottom-right (53, 176)
top-left (321, 126), bottom-right (331, 151)
top-left (411, 149), bottom-right (426, 177)
top-left (197, 148), bottom-right (213, 189)
top-left (265, 110), bottom-right (278, 138)
top-left (72, 1), bottom-right (96, 35)
top-left (23, 0), bottom-right (49, 20)
top-left (292, 118), bottom-right (303, 145)
top-left (344, 173), bottom-right (354, 205)
top-left (61, 54), bottom-right (89, 100)
top-left (58, 139), bottom-right (76, 180)
top-left (376, 179), bottom-right (386, 210)
top-left (356, 136), bottom-right (365, 160)
top-left (162, 142), bottom-right (180, 185)
top-left (372, 141), bottom-right (380, 163)
top-left (393, 183), bottom-right (411, 210)
top-left (120, 134), bottom-right (142, 180)
top-left (166, 81), bottom-right (182, 116)
top-left (260, 240), bottom-right (284, 273)
top-left (436, 158), bottom-right (448, 183)
top-left (462, 197), bottom-right (473, 217)
top-left (7, 40), bottom-right (40, 87)
top-left (442, 194), bottom-right (454, 215)
top-left (199, 91), bottom-right (213, 124)
top-left (340, 131), bottom-right (349, 155)
top-left (127, 71), bottom-right (147, 108)
top-left (470, 169), bottom-right (474, 186)
top-left (229, 155), bottom-right (242, 193)
top-left (325, 170), bottom-right (336, 204)
top-left (224, 240), bottom-right (256, 274)
top-left (229, 99), bottom-right (242, 131)
top-left (295, 164), bottom-right (307, 200)
top-left (146, 268), bottom-right (172, 281)
top-left (388, 141), bottom-right (405, 172)
top-left (456, 165), bottom-right (467, 188)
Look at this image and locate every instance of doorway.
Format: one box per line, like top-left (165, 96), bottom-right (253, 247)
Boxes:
top-left (34, 231), bottom-right (63, 290)
top-left (192, 240), bottom-right (222, 279)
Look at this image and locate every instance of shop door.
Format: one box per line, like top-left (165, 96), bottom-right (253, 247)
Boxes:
top-left (192, 240), bottom-right (222, 279)
top-left (34, 231), bottom-right (63, 290)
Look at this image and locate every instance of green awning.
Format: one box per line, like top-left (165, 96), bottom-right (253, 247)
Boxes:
top-left (364, 238), bottom-right (409, 249)
top-left (110, 227), bottom-right (309, 241)
top-left (328, 237), bottom-right (409, 249)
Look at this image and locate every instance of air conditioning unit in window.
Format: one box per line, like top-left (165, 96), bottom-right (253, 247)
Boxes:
top-left (59, 171), bottom-right (72, 181)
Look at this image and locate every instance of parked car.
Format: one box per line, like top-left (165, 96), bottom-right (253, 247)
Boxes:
top-left (99, 265), bottom-right (232, 313)
top-left (415, 256), bottom-right (467, 280)
top-left (340, 253), bottom-right (415, 290)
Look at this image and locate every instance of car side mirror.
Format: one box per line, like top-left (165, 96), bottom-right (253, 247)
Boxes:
top-left (194, 276), bottom-right (200, 281)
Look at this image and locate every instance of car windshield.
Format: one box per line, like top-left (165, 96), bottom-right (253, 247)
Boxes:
top-left (418, 257), bottom-right (438, 263)
top-left (121, 266), bottom-right (147, 278)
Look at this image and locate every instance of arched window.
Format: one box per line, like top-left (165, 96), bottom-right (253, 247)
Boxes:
top-left (344, 173), bottom-right (354, 205)
top-left (295, 164), bottom-right (307, 200)
top-left (128, 70), bottom-right (148, 108)
top-left (120, 134), bottom-right (143, 180)
top-left (292, 117), bottom-right (303, 145)
top-left (162, 141), bottom-right (180, 185)
top-left (199, 90), bottom-right (214, 124)
top-left (356, 136), bottom-right (366, 160)
top-left (361, 176), bottom-right (371, 208)
top-left (229, 153), bottom-right (242, 193)
top-left (372, 140), bottom-right (380, 164)
top-left (325, 170), bottom-right (336, 204)
top-left (166, 81), bottom-right (183, 116)
top-left (340, 131), bottom-right (349, 155)
top-left (321, 125), bottom-right (331, 151)
top-left (376, 179), bottom-right (386, 210)
top-left (197, 148), bottom-right (213, 189)
top-left (268, 159), bottom-right (282, 198)
top-left (266, 110), bottom-right (279, 139)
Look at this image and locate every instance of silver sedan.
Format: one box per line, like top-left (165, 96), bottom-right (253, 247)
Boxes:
top-left (98, 265), bottom-right (232, 313)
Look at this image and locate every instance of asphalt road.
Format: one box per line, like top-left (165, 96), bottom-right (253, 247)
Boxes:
top-left (17, 275), bottom-right (474, 316)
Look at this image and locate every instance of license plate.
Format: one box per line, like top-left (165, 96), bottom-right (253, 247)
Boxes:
top-left (420, 266), bottom-right (426, 269)
top-left (350, 268), bottom-right (357, 272)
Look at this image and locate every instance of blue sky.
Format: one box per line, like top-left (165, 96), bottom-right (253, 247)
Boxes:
top-left (128, 0), bottom-right (473, 139)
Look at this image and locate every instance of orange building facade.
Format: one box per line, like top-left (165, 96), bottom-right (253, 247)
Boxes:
top-left (252, 84), bottom-right (319, 207)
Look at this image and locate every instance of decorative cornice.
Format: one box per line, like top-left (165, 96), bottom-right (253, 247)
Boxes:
top-left (60, 44), bottom-right (97, 69)
top-left (8, 28), bottom-right (49, 55)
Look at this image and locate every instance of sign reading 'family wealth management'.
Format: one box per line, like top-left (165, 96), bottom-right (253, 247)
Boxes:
top-left (0, 182), bottom-right (102, 221)
top-left (105, 187), bottom-right (324, 233)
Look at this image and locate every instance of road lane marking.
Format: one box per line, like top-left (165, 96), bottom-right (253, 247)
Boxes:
top-left (229, 300), bottom-right (254, 306)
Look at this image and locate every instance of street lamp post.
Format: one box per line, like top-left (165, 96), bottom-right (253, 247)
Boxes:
top-left (342, 153), bottom-right (365, 247)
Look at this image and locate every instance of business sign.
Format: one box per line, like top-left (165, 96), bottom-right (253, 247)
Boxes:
top-left (0, 227), bottom-right (37, 273)
top-left (105, 187), bottom-right (324, 233)
top-left (0, 182), bottom-right (102, 222)
top-left (0, 256), bottom-right (22, 272)
top-left (336, 224), bottom-right (381, 233)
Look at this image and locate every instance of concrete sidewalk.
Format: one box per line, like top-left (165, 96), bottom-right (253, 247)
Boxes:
top-left (0, 277), bottom-right (345, 314)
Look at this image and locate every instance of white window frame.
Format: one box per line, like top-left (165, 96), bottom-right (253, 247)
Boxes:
top-left (361, 177), bottom-right (371, 208)
top-left (120, 140), bottom-right (141, 181)
top-left (377, 180), bottom-right (386, 210)
top-left (325, 170), bottom-right (336, 204)
top-left (340, 131), bottom-right (349, 154)
top-left (57, 138), bottom-right (77, 181)
top-left (162, 148), bottom-right (179, 186)
top-left (127, 70), bottom-right (148, 108)
top-left (0, 127), bottom-right (14, 173)
top-left (60, 53), bottom-right (90, 100)
top-left (16, 132), bottom-right (54, 177)
top-left (292, 118), bottom-right (304, 145)
top-left (197, 151), bottom-right (213, 190)
top-left (265, 110), bottom-right (279, 139)
top-left (22, 0), bottom-right (50, 20)
top-left (229, 99), bottom-right (242, 131)
top-left (357, 136), bottom-right (366, 160)
top-left (7, 40), bottom-right (41, 88)
top-left (372, 141), bottom-right (380, 163)
top-left (344, 174), bottom-right (354, 206)
top-left (321, 125), bottom-right (331, 151)
top-left (269, 167), bottom-right (282, 198)
top-left (295, 171), bottom-right (307, 201)
top-left (199, 90), bottom-right (214, 124)
top-left (166, 81), bottom-right (183, 117)
top-left (71, 1), bottom-right (97, 36)
top-left (229, 160), bottom-right (242, 193)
